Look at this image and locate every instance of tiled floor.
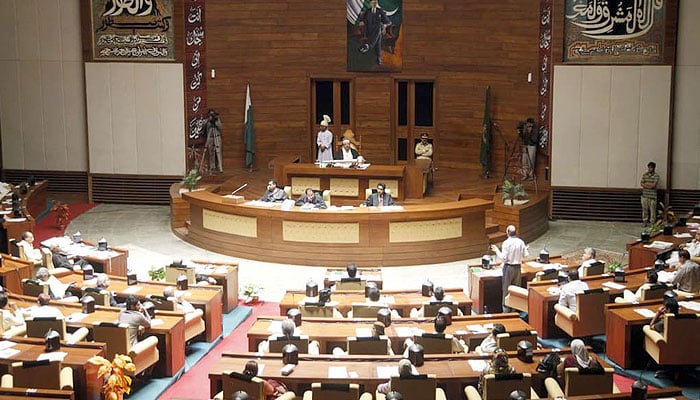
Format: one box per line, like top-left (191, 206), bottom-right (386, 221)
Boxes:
top-left (66, 204), bottom-right (643, 302)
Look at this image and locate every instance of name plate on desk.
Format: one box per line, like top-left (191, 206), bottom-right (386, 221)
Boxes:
top-left (222, 195), bottom-right (245, 204)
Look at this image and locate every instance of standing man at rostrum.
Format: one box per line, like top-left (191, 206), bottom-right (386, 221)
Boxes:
top-left (491, 225), bottom-right (529, 312)
top-left (640, 161), bottom-right (659, 227)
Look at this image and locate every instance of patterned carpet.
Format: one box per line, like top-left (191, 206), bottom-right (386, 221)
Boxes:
top-left (560, 248), bottom-right (628, 268)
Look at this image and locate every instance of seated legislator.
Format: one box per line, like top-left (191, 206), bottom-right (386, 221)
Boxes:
top-left (478, 348), bottom-right (516, 394)
top-left (577, 247), bottom-right (598, 277)
top-left (409, 286), bottom-right (463, 318)
top-left (332, 321), bottom-right (394, 356)
top-left (259, 179), bottom-right (289, 203)
top-left (347, 286), bottom-right (400, 319)
top-left (363, 182), bottom-right (395, 207)
top-left (556, 339), bottom-right (602, 383)
top-left (671, 249), bottom-right (700, 293)
top-left (617, 269), bottom-right (661, 303)
top-left (335, 139), bottom-right (360, 161)
top-left (648, 296), bottom-right (680, 333)
top-left (35, 268), bottom-right (78, 302)
top-left (119, 294), bottom-right (152, 346)
top-left (16, 231), bottom-right (43, 264)
top-left (49, 245), bottom-right (91, 271)
top-left (0, 293), bottom-right (25, 334)
top-left (240, 359), bottom-right (292, 400)
top-left (376, 359), bottom-right (417, 395)
top-left (402, 315), bottom-right (468, 355)
top-left (683, 230), bottom-right (700, 261)
top-left (163, 286), bottom-right (197, 313)
top-left (558, 270), bottom-right (589, 312)
top-left (94, 274), bottom-right (120, 307)
top-left (415, 133), bottom-right (433, 160)
top-left (257, 318), bottom-right (320, 355)
top-left (475, 323), bottom-right (506, 354)
top-left (27, 293), bottom-right (65, 319)
top-left (294, 187), bottom-right (327, 209)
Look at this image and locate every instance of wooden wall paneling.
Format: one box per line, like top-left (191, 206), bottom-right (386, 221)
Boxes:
top-left (204, 0), bottom-right (541, 175)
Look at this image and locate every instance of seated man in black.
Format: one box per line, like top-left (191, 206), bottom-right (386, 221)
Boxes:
top-left (294, 187), bottom-right (327, 209)
top-left (259, 179), bottom-right (289, 203)
top-left (402, 315), bottom-right (468, 354)
top-left (364, 182), bottom-right (394, 207)
top-left (50, 245), bottom-right (90, 271)
top-left (649, 296), bottom-right (680, 333)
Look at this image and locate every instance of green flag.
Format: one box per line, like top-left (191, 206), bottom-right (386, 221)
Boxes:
top-left (479, 86), bottom-right (492, 177)
top-left (244, 84), bottom-right (255, 168)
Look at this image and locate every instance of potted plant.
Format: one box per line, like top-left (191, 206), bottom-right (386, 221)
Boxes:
top-left (240, 283), bottom-right (263, 304)
top-left (607, 260), bottom-right (622, 273)
top-left (88, 354), bottom-right (136, 400)
top-left (181, 169), bottom-right (201, 192)
top-left (148, 266), bottom-right (165, 281)
top-left (502, 179), bottom-right (528, 206)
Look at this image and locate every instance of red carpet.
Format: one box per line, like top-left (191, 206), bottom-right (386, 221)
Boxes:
top-left (158, 300), bottom-right (280, 400)
top-left (33, 202), bottom-right (97, 243)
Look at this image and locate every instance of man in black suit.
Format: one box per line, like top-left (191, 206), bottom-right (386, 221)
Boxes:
top-left (364, 182), bottom-right (395, 207)
top-left (334, 139), bottom-right (360, 161)
top-left (358, 0), bottom-right (391, 65)
top-left (294, 188), bottom-right (327, 209)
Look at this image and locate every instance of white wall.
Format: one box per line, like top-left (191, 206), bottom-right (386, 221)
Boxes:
top-left (551, 65), bottom-right (671, 189)
top-left (672, 0), bottom-right (700, 190)
top-left (0, 0), bottom-right (87, 171)
top-left (85, 63), bottom-right (186, 175)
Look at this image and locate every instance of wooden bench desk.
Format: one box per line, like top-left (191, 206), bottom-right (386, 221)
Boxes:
top-left (605, 296), bottom-right (699, 368)
top-left (189, 260), bottom-right (239, 313)
top-left (528, 268), bottom-right (651, 338)
top-left (247, 313), bottom-right (534, 354)
top-left (280, 288), bottom-right (472, 317)
top-left (7, 293), bottom-right (186, 378)
top-left (0, 336), bottom-right (105, 400)
top-left (211, 348), bottom-right (594, 400)
top-left (58, 271), bottom-right (223, 342)
top-left (467, 255), bottom-right (569, 314)
top-left (626, 227), bottom-right (691, 270)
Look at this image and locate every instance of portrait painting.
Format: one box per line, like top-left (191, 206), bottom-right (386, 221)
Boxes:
top-left (564, 0), bottom-right (666, 63)
top-left (91, 0), bottom-right (175, 60)
top-left (347, 0), bottom-right (403, 72)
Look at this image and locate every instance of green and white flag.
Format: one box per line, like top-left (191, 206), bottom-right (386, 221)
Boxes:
top-left (244, 84), bottom-right (255, 168)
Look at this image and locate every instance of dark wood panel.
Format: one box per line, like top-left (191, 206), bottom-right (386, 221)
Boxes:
top-left (204, 0), bottom-right (541, 176)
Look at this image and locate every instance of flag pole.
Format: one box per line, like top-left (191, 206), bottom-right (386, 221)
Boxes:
top-left (244, 82), bottom-right (256, 173)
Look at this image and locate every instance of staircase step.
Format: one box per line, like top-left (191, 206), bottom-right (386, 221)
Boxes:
top-left (488, 231), bottom-right (507, 244)
top-left (485, 222), bottom-right (500, 235)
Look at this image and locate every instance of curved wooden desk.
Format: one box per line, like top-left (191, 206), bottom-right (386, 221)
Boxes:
top-left (180, 190), bottom-right (493, 266)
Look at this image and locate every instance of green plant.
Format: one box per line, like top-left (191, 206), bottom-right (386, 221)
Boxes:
top-left (181, 169), bottom-right (201, 191)
top-left (240, 283), bottom-right (263, 304)
top-left (607, 261), bottom-right (622, 273)
top-left (148, 266), bottom-right (165, 281)
top-left (501, 179), bottom-right (528, 205)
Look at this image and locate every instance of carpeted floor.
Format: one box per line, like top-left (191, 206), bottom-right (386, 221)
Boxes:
top-left (156, 301), bottom-right (279, 400)
top-left (33, 202), bottom-right (97, 243)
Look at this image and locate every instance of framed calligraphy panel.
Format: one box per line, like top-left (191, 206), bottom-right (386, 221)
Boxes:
top-left (564, 0), bottom-right (666, 63)
top-left (91, 0), bottom-right (175, 60)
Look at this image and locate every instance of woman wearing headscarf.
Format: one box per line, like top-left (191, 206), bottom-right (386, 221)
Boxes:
top-left (557, 339), bottom-right (602, 380)
top-left (479, 348), bottom-right (516, 393)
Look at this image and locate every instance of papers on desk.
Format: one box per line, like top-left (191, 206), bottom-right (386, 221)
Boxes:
top-left (4, 216), bottom-right (26, 222)
top-left (328, 205), bottom-right (355, 211)
top-left (679, 301), bottom-right (700, 312)
top-left (602, 281), bottom-right (626, 290)
top-left (66, 312), bottom-right (88, 322)
top-left (328, 366), bottom-right (348, 378)
top-left (267, 320), bottom-right (282, 333)
top-left (355, 328), bottom-right (372, 338)
top-left (673, 232), bottom-right (692, 238)
top-left (377, 365), bottom-right (398, 378)
top-left (466, 324), bottom-right (489, 333)
top-left (151, 319), bottom-right (164, 326)
top-left (547, 287), bottom-right (561, 295)
top-left (525, 261), bottom-right (564, 270)
top-left (643, 241), bottom-right (674, 249)
top-left (214, 266), bottom-right (229, 274)
top-left (369, 205), bottom-right (404, 211)
top-left (246, 200), bottom-right (279, 208)
top-left (0, 340), bottom-right (16, 351)
top-left (122, 286), bottom-right (143, 294)
top-left (468, 359), bottom-right (488, 372)
top-left (380, 296), bottom-right (395, 304)
top-left (38, 351), bottom-right (67, 362)
top-left (479, 268), bottom-right (503, 277)
top-left (657, 270), bottom-right (677, 284)
top-left (0, 348), bottom-right (20, 358)
top-left (634, 308), bottom-right (657, 318)
top-left (0, 210), bottom-right (10, 215)
top-left (394, 327), bottom-right (422, 337)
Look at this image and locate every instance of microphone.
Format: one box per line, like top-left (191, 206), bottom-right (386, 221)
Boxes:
top-left (230, 183), bottom-right (248, 196)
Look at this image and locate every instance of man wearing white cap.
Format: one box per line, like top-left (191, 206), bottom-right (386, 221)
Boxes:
top-left (335, 139), bottom-right (360, 161)
top-left (316, 115), bottom-right (333, 162)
